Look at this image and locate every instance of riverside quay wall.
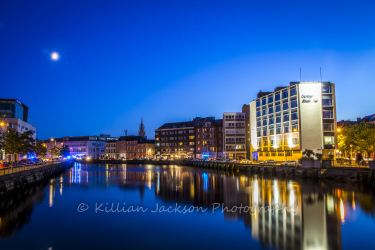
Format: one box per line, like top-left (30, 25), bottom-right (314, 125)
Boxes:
top-left (78, 159), bottom-right (375, 186)
top-left (0, 161), bottom-right (74, 197)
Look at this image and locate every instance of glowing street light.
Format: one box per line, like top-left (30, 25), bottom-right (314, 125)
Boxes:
top-left (50, 52), bottom-right (60, 61)
top-left (337, 128), bottom-right (341, 132)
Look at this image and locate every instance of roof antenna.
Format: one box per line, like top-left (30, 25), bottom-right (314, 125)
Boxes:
top-left (124, 130), bottom-right (127, 136)
top-left (320, 67), bottom-right (322, 82)
top-left (300, 67), bottom-right (301, 82)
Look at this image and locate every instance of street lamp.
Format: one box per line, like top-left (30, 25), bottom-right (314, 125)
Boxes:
top-left (350, 144), bottom-right (353, 165)
top-left (333, 144), bottom-right (336, 161)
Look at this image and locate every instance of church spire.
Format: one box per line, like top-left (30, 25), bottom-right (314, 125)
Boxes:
top-left (138, 117), bottom-right (146, 138)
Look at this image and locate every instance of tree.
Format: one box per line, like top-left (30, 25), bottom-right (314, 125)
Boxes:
top-left (18, 130), bottom-right (35, 157)
top-left (315, 153), bottom-right (323, 161)
top-left (35, 140), bottom-right (47, 158)
top-left (0, 128), bottom-right (35, 162)
top-left (60, 144), bottom-right (70, 158)
top-left (338, 122), bottom-right (375, 159)
top-left (0, 128), bottom-right (19, 162)
top-left (49, 146), bottom-right (61, 158)
top-left (302, 149), bottom-right (315, 160)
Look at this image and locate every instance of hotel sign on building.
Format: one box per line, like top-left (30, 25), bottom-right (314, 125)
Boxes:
top-left (249, 81), bottom-right (336, 161)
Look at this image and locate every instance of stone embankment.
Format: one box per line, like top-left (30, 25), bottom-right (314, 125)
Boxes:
top-left (0, 161), bottom-right (74, 197)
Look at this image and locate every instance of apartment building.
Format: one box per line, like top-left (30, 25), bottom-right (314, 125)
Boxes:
top-left (155, 117), bottom-right (223, 159)
top-left (223, 104), bottom-right (250, 160)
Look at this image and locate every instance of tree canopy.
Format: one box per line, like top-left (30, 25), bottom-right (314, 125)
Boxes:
top-left (0, 128), bottom-right (36, 162)
top-left (338, 122), bottom-right (375, 158)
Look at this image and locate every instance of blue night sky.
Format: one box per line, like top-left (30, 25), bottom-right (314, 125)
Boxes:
top-left (1, 0), bottom-right (375, 140)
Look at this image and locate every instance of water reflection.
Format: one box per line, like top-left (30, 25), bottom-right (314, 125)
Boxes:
top-left (1, 162), bottom-right (375, 249)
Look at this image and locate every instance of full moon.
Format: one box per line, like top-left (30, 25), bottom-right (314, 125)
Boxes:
top-left (50, 52), bottom-right (60, 61)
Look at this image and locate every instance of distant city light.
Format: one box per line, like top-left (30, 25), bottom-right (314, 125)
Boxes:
top-left (50, 52), bottom-right (60, 61)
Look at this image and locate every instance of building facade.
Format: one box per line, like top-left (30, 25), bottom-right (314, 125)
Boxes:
top-left (223, 105), bottom-right (250, 160)
top-left (155, 120), bottom-right (196, 159)
top-left (249, 81), bottom-right (337, 161)
top-left (105, 141), bottom-right (117, 159)
top-left (44, 135), bottom-right (117, 159)
top-left (155, 117), bottom-right (223, 159)
top-left (114, 136), bottom-right (155, 159)
top-left (195, 117), bottom-right (223, 159)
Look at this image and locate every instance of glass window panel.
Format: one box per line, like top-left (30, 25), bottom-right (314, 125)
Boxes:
top-left (256, 100), bottom-right (260, 107)
top-left (323, 110), bottom-right (333, 118)
top-left (275, 93), bottom-right (280, 101)
top-left (322, 99), bottom-right (332, 106)
top-left (268, 96), bottom-right (273, 103)
top-left (276, 116), bottom-right (281, 123)
top-left (322, 86), bottom-right (332, 93)
top-left (269, 118), bottom-right (274, 124)
top-left (262, 99), bottom-right (267, 105)
top-left (282, 91), bottom-right (288, 99)
top-left (283, 102), bottom-right (289, 110)
top-left (269, 107), bottom-right (274, 114)
top-left (290, 88), bottom-right (297, 96)
top-left (291, 113), bottom-right (298, 120)
top-left (275, 105), bottom-right (281, 112)
top-left (284, 126), bottom-right (289, 133)
top-left (291, 100), bottom-right (297, 108)
top-left (256, 111), bottom-right (261, 117)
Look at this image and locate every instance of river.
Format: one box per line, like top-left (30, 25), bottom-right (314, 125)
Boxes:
top-left (0, 162), bottom-right (375, 249)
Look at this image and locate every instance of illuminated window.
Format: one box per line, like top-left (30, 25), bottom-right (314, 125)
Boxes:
top-left (189, 136), bottom-right (195, 139)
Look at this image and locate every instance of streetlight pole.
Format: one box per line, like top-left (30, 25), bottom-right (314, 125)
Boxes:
top-left (350, 144), bottom-right (353, 166)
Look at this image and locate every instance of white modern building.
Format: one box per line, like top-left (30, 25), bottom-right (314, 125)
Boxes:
top-left (45, 135), bottom-right (118, 159)
top-left (0, 99), bottom-right (36, 161)
top-left (249, 81), bottom-right (337, 161)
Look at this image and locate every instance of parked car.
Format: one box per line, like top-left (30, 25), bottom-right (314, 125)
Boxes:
top-left (158, 157), bottom-right (166, 161)
top-left (229, 159), bottom-right (240, 164)
top-left (240, 159), bottom-right (252, 164)
top-left (260, 159), bottom-right (277, 165)
top-left (280, 160), bottom-right (299, 166)
top-left (0, 162), bottom-right (11, 168)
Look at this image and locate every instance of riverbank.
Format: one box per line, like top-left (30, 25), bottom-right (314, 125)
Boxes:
top-left (0, 161), bottom-right (74, 196)
top-left (77, 159), bottom-right (375, 186)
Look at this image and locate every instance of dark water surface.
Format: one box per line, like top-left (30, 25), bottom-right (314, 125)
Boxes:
top-left (1, 162), bottom-right (375, 250)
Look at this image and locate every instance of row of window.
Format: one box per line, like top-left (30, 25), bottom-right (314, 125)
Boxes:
top-left (225, 145), bottom-right (245, 150)
top-left (156, 130), bottom-right (195, 136)
top-left (256, 88), bottom-right (297, 107)
top-left (257, 124), bottom-right (299, 136)
top-left (225, 138), bottom-right (245, 142)
top-left (257, 113), bottom-right (298, 127)
top-left (256, 136), bottom-right (300, 148)
top-left (225, 122), bottom-right (245, 127)
top-left (224, 115), bottom-right (245, 119)
top-left (257, 100), bottom-right (298, 117)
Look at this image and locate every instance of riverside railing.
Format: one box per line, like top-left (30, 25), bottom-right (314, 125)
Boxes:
top-left (0, 162), bottom-right (54, 176)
